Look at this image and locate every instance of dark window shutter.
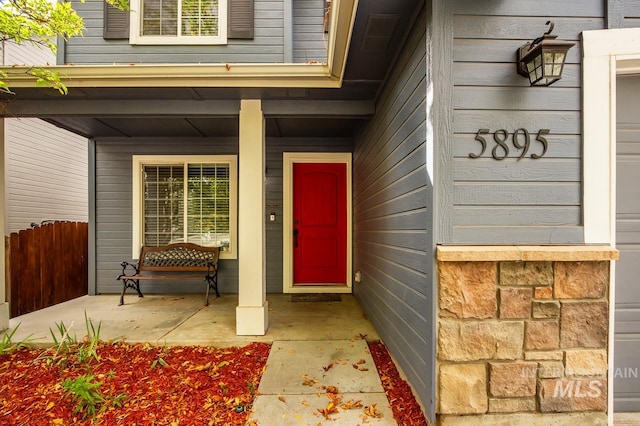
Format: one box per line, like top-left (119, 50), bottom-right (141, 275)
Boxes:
top-left (104, 4), bottom-right (130, 39)
top-left (228, 0), bottom-right (254, 39)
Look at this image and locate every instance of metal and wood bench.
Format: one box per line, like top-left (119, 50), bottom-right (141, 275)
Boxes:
top-left (116, 243), bottom-right (220, 306)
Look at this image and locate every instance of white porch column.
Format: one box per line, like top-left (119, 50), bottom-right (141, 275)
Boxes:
top-left (0, 119), bottom-right (9, 330)
top-left (236, 99), bottom-right (268, 335)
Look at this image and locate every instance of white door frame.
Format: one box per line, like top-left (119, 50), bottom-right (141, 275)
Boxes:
top-left (583, 27), bottom-right (640, 422)
top-left (282, 152), bottom-right (352, 294)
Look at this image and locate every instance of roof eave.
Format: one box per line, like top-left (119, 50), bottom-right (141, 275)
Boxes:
top-left (1, 0), bottom-right (358, 89)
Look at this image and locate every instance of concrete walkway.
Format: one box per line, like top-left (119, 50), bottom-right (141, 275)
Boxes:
top-left (250, 340), bottom-right (396, 425)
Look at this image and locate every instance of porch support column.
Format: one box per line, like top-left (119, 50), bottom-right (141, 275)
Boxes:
top-left (0, 119), bottom-right (9, 330)
top-left (236, 99), bottom-right (268, 335)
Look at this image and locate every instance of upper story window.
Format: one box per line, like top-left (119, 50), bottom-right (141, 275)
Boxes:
top-left (130, 0), bottom-right (227, 44)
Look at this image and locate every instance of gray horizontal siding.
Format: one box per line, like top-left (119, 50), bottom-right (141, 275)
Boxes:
top-left (451, 0), bottom-right (604, 16)
top-left (264, 137), bottom-right (352, 293)
top-left (292, 0), bottom-right (327, 63)
top-left (94, 138), bottom-right (239, 295)
top-left (608, 1), bottom-right (640, 28)
top-left (447, 0), bottom-right (604, 244)
top-left (65, 0), bottom-right (287, 64)
top-left (5, 119), bottom-right (88, 232)
top-left (353, 9), bottom-right (432, 414)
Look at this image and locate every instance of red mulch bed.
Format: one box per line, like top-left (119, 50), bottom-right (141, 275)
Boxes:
top-left (0, 340), bottom-right (427, 425)
top-left (369, 341), bottom-right (429, 426)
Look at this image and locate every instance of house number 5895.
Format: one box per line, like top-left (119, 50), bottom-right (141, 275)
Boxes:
top-left (469, 128), bottom-right (549, 160)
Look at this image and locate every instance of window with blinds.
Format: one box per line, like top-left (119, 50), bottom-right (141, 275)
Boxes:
top-left (133, 155), bottom-right (237, 259)
top-left (129, 0), bottom-right (227, 44)
top-left (143, 163), bottom-right (231, 251)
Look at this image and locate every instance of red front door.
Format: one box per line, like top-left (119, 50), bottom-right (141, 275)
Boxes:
top-left (293, 163), bottom-right (347, 284)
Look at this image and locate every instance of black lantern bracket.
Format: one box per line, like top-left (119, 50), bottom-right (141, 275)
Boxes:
top-left (517, 21), bottom-right (576, 86)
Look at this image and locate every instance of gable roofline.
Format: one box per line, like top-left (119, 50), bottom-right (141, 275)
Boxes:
top-left (1, 0), bottom-right (358, 89)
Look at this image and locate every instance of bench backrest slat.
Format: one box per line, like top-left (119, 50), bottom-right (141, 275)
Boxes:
top-left (138, 243), bottom-right (220, 272)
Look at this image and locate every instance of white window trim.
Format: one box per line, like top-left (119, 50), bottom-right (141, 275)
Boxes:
top-left (129, 0), bottom-right (227, 45)
top-left (583, 28), bottom-right (640, 245)
top-left (582, 27), bottom-right (640, 424)
top-left (132, 154), bottom-right (238, 259)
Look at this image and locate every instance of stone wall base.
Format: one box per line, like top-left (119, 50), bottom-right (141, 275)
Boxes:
top-left (438, 412), bottom-right (608, 426)
top-left (436, 245), bottom-right (619, 422)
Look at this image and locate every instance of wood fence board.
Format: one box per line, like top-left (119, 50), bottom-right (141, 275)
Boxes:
top-left (7, 221), bottom-right (88, 318)
top-left (9, 233), bottom-right (20, 318)
top-left (41, 224), bottom-right (56, 307)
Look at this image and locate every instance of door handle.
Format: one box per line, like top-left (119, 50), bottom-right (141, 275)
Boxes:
top-left (293, 229), bottom-right (299, 248)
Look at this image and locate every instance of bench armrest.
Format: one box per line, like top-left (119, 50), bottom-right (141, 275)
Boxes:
top-left (119, 261), bottom-right (140, 276)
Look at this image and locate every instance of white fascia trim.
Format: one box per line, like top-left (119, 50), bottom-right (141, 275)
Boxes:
top-left (582, 27), bottom-right (640, 425)
top-left (1, 0), bottom-right (358, 89)
top-left (2, 63), bottom-right (338, 88)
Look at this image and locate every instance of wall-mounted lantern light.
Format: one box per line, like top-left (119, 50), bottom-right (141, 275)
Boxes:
top-left (517, 21), bottom-right (575, 86)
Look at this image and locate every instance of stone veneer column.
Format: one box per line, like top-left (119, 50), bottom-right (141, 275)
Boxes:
top-left (436, 246), bottom-right (618, 426)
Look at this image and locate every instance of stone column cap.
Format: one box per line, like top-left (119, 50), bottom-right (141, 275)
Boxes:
top-left (437, 245), bottom-right (619, 262)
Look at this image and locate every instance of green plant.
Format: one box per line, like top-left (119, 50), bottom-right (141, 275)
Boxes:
top-left (50, 320), bottom-right (77, 353)
top-left (46, 312), bottom-right (102, 366)
top-left (62, 374), bottom-right (106, 419)
top-left (76, 312), bottom-right (101, 365)
top-left (111, 393), bottom-right (128, 408)
top-left (151, 356), bottom-right (169, 369)
top-left (0, 324), bottom-right (32, 354)
top-left (246, 380), bottom-right (256, 396)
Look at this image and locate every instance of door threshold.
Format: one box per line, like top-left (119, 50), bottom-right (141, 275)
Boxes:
top-left (285, 286), bottom-right (352, 294)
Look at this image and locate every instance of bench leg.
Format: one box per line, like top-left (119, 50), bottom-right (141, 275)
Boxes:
top-left (118, 278), bottom-right (143, 306)
top-left (204, 273), bottom-right (219, 306)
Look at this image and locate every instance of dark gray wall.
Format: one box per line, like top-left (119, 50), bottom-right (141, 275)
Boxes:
top-left (93, 136), bottom-right (352, 295)
top-left (265, 137), bottom-right (352, 293)
top-left (443, 0), bottom-right (606, 244)
top-left (65, 0), bottom-right (325, 64)
top-left (94, 137), bottom-right (239, 295)
top-left (353, 8), bottom-right (433, 416)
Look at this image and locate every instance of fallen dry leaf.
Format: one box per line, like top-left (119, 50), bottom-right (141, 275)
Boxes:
top-left (302, 378), bottom-right (317, 387)
top-left (340, 399), bottom-right (363, 410)
top-left (317, 401), bottom-right (339, 419)
top-left (364, 403), bottom-right (383, 418)
top-left (324, 385), bottom-right (340, 394)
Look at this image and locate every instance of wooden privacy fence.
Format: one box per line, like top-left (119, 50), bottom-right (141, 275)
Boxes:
top-left (6, 221), bottom-right (88, 318)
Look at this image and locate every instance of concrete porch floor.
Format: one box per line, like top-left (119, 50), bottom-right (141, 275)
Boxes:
top-left (4, 293), bottom-right (381, 347)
